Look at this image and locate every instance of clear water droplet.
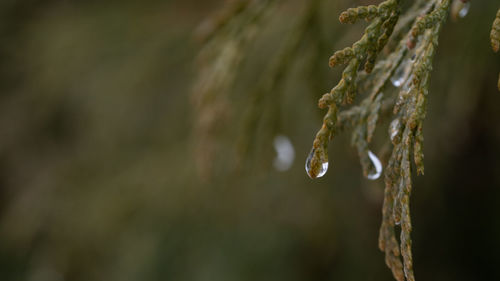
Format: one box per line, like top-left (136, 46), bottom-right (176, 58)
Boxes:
top-left (402, 74), bottom-right (413, 92)
top-left (391, 66), bottom-right (405, 87)
top-left (459, 2), bottom-right (470, 18)
top-left (366, 150), bottom-right (382, 180)
top-left (273, 135), bottom-right (295, 171)
top-left (305, 148), bottom-right (328, 179)
top-left (389, 118), bottom-right (401, 143)
top-left (390, 59), bottom-right (411, 87)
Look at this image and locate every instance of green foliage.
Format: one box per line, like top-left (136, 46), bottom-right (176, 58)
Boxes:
top-left (307, 1), bottom-right (450, 280)
top-left (192, 0), bottom-right (276, 180)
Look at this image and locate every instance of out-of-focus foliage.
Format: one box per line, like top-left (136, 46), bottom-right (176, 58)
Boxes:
top-left (0, 1), bottom-right (499, 281)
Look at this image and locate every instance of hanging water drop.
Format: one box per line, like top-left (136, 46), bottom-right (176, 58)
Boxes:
top-left (366, 150), bottom-right (382, 180)
top-left (391, 64), bottom-right (405, 87)
top-left (458, 1), bottom-right (470, 18)
top-left (390, 59), bottom-right (410, 87)
top-left (273, 135), bottom-right (295, 171)
top-left (305, 148), bottom-right (328, 179)
top-left (389, 118), bottom-right (401, 144)
top-left (402, 74), bottom-right (413, 92)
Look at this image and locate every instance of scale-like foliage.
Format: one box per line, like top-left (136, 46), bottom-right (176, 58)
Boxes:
top-left (306, 1), bottom-right (450, 280)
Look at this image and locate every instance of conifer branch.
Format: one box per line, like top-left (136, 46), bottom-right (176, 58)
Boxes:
top-left (237, 0), bottom-right (321, 166)
top-left (192, 0), bottom-right (275, 180)
top-left (308, 0), bottom-right (401, 180)
top-left (308, 1), bottom-right (450, 280)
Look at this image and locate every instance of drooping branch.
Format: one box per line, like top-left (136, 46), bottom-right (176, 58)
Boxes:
top-left (306, 0), bottom-right (401, 179)
top-left (307, 1), bottom-right (451, 281)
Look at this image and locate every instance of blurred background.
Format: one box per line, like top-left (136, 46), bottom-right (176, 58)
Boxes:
top-left (0, 0), bottom-right (499, 280)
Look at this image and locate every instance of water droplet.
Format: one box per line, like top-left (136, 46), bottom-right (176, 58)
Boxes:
top-left (459, 2), bottom-right (470, 18)
top-left (305, 148), bottom-right (328, 179)
top-left (366, 150), bottom-right (382, 180)
top-left (391, 66), bottom-right (405, 87)
top-left (402, 74), bottom-right (413, 92)
top-left (273, 135), bottom-right (295, 171)
top-left (389, 118), bottom-right (401, 143)
top-left (390, 59), bottom-right (411, 87)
